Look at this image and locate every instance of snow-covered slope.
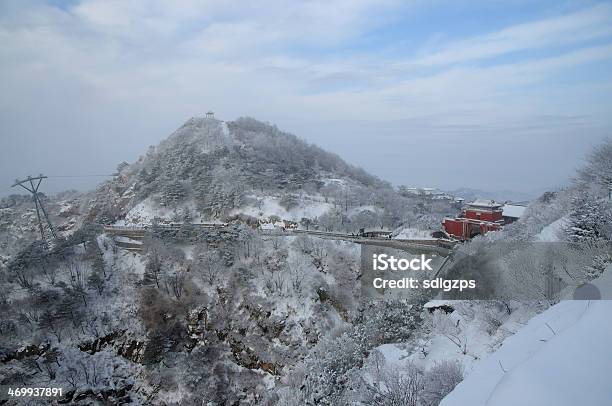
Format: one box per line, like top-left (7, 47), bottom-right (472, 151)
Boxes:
top-left (230, 195), bottom-right (333, 222)
top-left (535, 216), bottom-right (569, 242)
top-left (393, 227), bottom-right (435, 240)
top-left (372, 300), bottom-right (540, 384)
top-left (441, 267), bottom-right (612, 406)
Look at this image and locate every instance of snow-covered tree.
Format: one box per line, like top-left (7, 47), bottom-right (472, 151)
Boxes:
top-left (567, 192), bottom-right (611, 242)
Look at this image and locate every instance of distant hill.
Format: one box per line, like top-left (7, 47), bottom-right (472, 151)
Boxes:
top-left (88, 116), bottom-right (455, 231)
top-left (447, 187), bottom-right (543, 204)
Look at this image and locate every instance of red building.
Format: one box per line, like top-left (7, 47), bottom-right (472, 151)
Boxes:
top-left (442, 199), bottom-right (504, 240)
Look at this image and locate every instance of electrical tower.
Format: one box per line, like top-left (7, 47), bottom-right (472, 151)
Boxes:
top-left (12, 174), bottom-right (57, 240)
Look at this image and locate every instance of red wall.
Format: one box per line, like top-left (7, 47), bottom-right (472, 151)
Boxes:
top-left (443, 217), bottom-right (502, 240)
top-left (443, 219), bottom-right (467, 239)
top-left (464, 209), bottom-right (503, 222)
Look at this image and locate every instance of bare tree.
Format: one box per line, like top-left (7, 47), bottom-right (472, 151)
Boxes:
top-left (421, 361), bottom-right (463, 406)
top-left (67, 261), bottom-right (89, 306)
top-left (13, 267), bottom-right (34, 289)
top-left (39, 310), bottom-right (64, 343)
top-left (165, 267), bottom-right (187, 300)
top-left (144, 252), bottom-right (163, 288)
top-left (42, 348), bottom-right (61, 380)
top-left (40, 264), bottom-right (58, 285)
top-left (197, 249), bottom-right (222, 286)
top-left (87, 271), bottom-right (105, 295)
top-left (358, 351), bottom-right (424, 406)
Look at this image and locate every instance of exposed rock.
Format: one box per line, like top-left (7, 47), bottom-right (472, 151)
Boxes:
top-left (0, 343), bottom-right (50, 363)
top-left (186, 305), bottom-right (209, 349)
top-left (78, 330), bottom-right (145, 364)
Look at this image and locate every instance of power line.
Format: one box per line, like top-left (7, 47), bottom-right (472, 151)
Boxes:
top-left (4, 173), bottom-right (116, 194)
top-left (11, 175), bottom-right (56, 241)
top-left (4, 172), bottom-right (119, 200)
top-left (47, 174), bottom-right (116, 178)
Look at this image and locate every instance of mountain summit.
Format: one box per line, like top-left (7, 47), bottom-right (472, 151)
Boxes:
top-left (91, 116), bottom-right (431, 228)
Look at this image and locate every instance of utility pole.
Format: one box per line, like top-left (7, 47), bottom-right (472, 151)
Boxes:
top-left (12, 174), bottom-right (57, 240)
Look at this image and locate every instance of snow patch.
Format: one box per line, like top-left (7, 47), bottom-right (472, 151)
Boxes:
top-left (501, 204), bottom-right (526, 219)
top-left (221, 121), bottom-right (230, 136)
top-left (394, 227), bottom-right (435, 240)
top-left (536, 216), bottom-right (569, 242)
top-left (232, 195), bottom-right (332, 222)
top-left (441, 300), bottom-right (612, 406)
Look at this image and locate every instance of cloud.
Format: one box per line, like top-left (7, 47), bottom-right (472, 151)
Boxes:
top-left (0, 0), bottom-right (611, 194)
top-left (409, 3), bottom-right (612, 67)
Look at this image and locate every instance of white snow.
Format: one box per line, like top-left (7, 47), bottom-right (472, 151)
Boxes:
top-left (115, 236), bottom-right (142, 244)
top-left (321, 178), bottom-right (346, 187)
top-left (440, 265), bottom-right (612, 406)
top-left (592, 267), bottom-right (612, 299)
top-left (374, 301), bottom-right (540, 385)
top-left (469, 199), bottom-right (502, 208)
top-left (536, 216), bottom-right (569, 242)
top-left (180, 244), bottom-right (195, 260)
top-left (221, 121), bottom-right (230, 136)
top-left (441, 299), bottom-right (612, 406)
top-left (232, 195), bottom-right (332, 222)
top-left (348, 205), bottom-right (379, 216)
top-left (122, 198), bottom-right (158, 225)
top-left (259, 222), bottom-right (276, 230)
top-left (501, 204), bottom-right (526, 219)
top-left (376, 342), bottom-right (408, 364)
top-left (121, 197), bottom-right (205, 226)
top-left (394, 227), bottom-right (435, 240)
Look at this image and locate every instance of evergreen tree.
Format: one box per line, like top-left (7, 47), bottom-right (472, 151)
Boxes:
top-left (160, 179), bottom-right (186, 207)
top-left (567, 193), bottom-right (611, 242)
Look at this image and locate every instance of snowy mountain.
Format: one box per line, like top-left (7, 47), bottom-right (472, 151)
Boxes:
top-left (92, 116), bottom-right (455, 232)
top-left (0, 115), bottom-right (459, 404)
top-left (1, 121), bottom-right (610, 404)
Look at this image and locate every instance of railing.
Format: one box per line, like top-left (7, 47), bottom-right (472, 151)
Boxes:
top-left (104, 223), bottom-right (457, 255)
top-left (260, 228), bottom-right (456, 253)
top-left (103, 222), bottom-right (228, 232)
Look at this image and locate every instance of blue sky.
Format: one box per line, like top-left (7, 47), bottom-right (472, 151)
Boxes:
top-left (1, 0), bottom-right (611, 197)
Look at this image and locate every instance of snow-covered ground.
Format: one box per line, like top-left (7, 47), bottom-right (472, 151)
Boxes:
top-left (536, 216), bottom-right (569, 242)
top-left (232, 195), bottom-right (333, 222)
top-left (348, 205), bottom-right (379, 216)
top-left (119, 197), bottom-right (208, 226)
top-left (368, 265), bottom-right (612, 406)
top-left (321, 178), bottom-right (346, 187)
top-left (441, 300), bottom-right (612, 406)
top-left (376, 301), bottom-right (539, 376)
top-left (221, 120), bottom-right (230, 136)
top-left (393, 227), bottom-right (435, 240)
top-left (441, 265), bottom-right (612, 406)
top-left (120, 198), bottom-right (172, 225)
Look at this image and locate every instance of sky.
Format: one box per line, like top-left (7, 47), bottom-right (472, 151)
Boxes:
top-left (1, 0), bottom-right (611, 198)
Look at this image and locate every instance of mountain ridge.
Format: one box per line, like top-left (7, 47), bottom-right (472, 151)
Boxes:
top-left (90, 116), bottom-right (453, 232)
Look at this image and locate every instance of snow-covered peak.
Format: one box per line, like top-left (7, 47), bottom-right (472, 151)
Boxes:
top-left (164, 116), bottom-right (233, 151)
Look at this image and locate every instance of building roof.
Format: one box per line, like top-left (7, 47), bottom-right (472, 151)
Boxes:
top-left (467, 199), bottom-right (502, 209)
top-left (502, 204), bottom-right (526, 218)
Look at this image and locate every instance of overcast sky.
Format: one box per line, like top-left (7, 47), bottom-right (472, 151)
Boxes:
top-left (1, 0), bottom-right (611, 198)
